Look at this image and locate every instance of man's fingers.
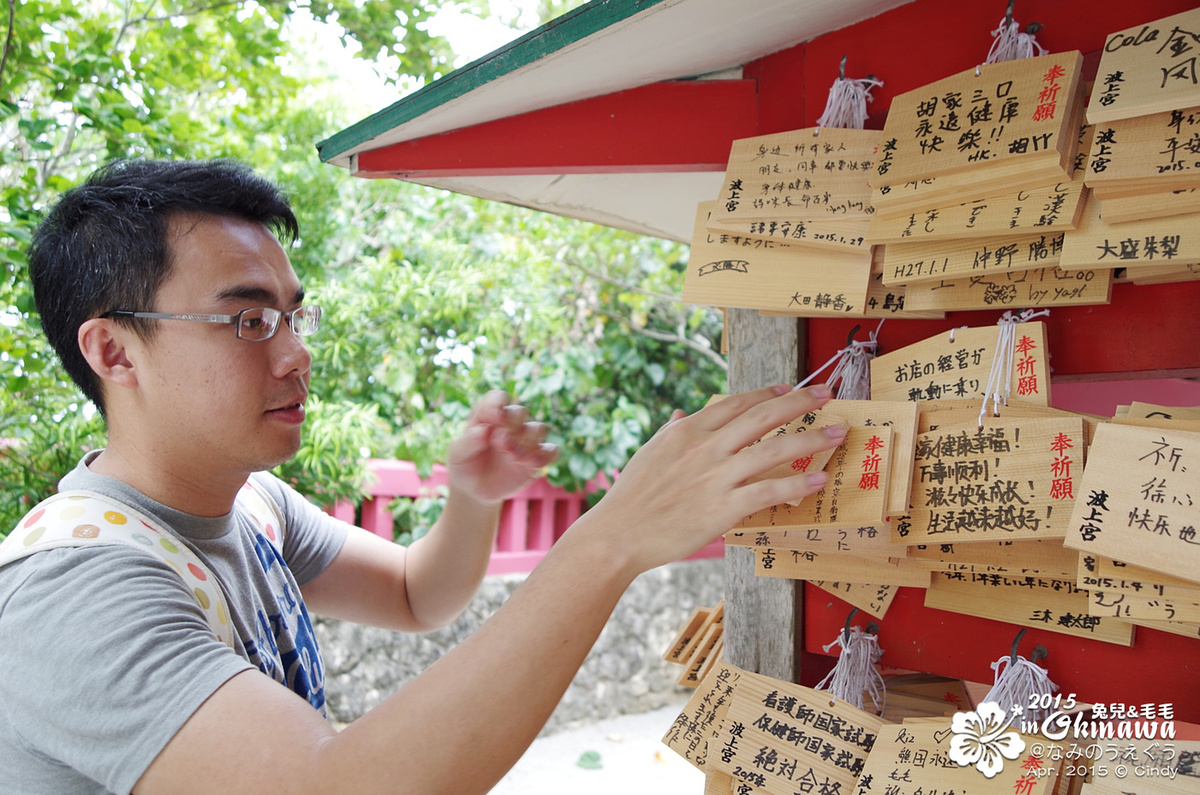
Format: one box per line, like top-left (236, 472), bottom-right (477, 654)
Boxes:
top-left (729, 421), bottom-right (847, 488)
top-left (686, 383), bottom-right (794, 432)
top-left (707, 383), bottom-right (834, 456)
top-left (737, 469), bottom-right (830, 515)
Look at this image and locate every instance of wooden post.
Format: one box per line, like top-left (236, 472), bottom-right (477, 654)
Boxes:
top-left (723, 308), bottom-right (806, 681)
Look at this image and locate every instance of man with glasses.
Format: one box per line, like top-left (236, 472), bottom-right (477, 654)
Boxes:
top-left (1, 158), bottom-right (844, 794)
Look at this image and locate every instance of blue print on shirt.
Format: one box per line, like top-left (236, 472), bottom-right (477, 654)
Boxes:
top-left (247, 531), bottom-right (327, 715)
top-left (254, 532), bottom-right (278, 573)
top-left (281, 602), bottom-right (325, 711)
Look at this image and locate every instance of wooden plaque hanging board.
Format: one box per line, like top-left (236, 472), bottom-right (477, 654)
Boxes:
top-left (881, 231), bottom-right (1067, 286)
top-left (664, 605), bottom-right (714, 663)
top-left (1085, 7), bottom-right (1200, 125)
top-left (1080, 557), bottom-right (1200, 623)
top-left (812, 581), bottom-right (900, 619)
top-left (684, 202), bottom-right (872, 314)
top-left (757, 548), bottom-right (933, 588)
top-left (1092, 554), bottom-right (1200, 590)
top-left (1101, 187), bottom-right (1200, 224)
top-left (867, 126), bottom-right (1092, 244)
top-left (860, 248), bottom-right (947, 319)
top-left (871, 81), bottom-right (1087, 222)
top-left (663, 661), bottom-right (742, 771)
top-left (1088, 587), bottom-right (1200, 623)
top-left (1057, 190), bottom-right (1200, 270)
top-left (1128, 262), bottom-right (1200, 284)
top-left (916, 401), bottom-right (1102, 443)
top-left (895, 415), bottom-right (1087, 545)
top-left (902, 266), bottom-right (1112, 312)
top-left (870, 322), bottom-right (1051, 406)
top-left (1062, 422), bottom-right (1200, 586)
top-left (704, 214), bottom-right (873, 254)
top-left (873, 52), bottom-right (1084, 189)
top-left (1085, 107), bottom-right (1200, 197)
top-left (1127, 401), bottom-right (1200, 421)
top-left (865, 179), bottom-right (1086, 244)
top-left (733, 426), bottom-right (893, 531)
top-left (679, 620), bottom-right (726, 687)
top-left (710, 127), bottom-right (880, 223)
top-left (924, 571), bottom-right (1136, 645)
top-left (850, 722), bottom-right (1064, 795)
top-left (760, 245), bottom-right (947, 319)
top-left (909, 538), bottom-right (1081, 579)
top-left (708, 669), bottom-right (888, 795)
top-left (725, 524), bottom-right (896, 557)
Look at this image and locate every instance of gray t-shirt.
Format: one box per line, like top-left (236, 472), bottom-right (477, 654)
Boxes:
top-left (0, 453), bottom-right (349, 794)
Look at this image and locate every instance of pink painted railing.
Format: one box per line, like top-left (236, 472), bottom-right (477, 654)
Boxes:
top-left (329, 459), bottom-right (724, 576)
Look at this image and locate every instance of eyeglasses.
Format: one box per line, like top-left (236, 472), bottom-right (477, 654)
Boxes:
top-left (100, 305), bottom-right (322, 342)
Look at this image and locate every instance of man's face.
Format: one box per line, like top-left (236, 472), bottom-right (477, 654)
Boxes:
top-left (128, 213), bottom-right (312, 478)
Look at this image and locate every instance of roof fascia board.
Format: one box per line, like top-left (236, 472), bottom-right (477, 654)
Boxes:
top-left (317, 0), bottom-right (670, 165)
top-left (353, 78), bottom-right (759, 178)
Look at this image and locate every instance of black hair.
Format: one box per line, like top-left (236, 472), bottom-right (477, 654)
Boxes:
top-left (28, 159), bottom-right (300, 415)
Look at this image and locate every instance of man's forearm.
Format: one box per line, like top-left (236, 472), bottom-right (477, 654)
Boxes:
top-left (403, 487), bottom-right (503, 630)
top-left (321, 516), bottom-right (633, 793)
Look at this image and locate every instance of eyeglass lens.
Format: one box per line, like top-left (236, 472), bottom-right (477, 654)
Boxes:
top-left (236, 306), bottom-right (321, 341)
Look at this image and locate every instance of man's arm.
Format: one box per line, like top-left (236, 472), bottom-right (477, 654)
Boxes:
top-left (301, 390), bottom-right (555, 632)
top-left (135, 383), bottom-right (843, 795)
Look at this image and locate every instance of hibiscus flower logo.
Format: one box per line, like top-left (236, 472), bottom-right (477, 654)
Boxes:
top-left (947, 702), bottom-right (1026, 778)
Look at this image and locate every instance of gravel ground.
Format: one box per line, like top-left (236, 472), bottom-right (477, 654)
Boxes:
top-left (490, 701), bottom-right (705, 794)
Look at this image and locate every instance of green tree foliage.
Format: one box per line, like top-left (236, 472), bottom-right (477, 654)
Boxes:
top-left (0, 0), bottom-right (725, 533)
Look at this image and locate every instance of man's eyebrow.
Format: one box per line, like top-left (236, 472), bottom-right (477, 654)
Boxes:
top-left (214, 286), bottom-right (306, 306)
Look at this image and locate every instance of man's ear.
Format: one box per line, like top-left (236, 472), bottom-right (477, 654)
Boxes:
top-left (78, 318), bottom-right (139, 390)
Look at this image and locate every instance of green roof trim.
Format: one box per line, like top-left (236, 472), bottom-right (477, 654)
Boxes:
top-left (316, 0), bottom-right (672, 163)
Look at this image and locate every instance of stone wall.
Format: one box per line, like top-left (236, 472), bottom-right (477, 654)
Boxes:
top-left (314, 557), bottom-right (724, 734)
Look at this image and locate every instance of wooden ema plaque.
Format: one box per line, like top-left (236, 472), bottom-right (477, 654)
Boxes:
top-left (1060, 190), bottom-right (1200, 270)
top-left (850, 722), bottom-right (1064, 795)
top-left (811, 581), bottom-right (899, 619)
top-left (684, 201), bottom-right (872, 315)
top-left (881, 232), bottom-right (1067, 286)
top-left (725, 525), bottom-right (896, 557)
top-left (1126, 262), bottom-right (1200, 285)
top-left (1101, 187), bottom-right (1200, 223)
top-left (734, 426), bottom-right (894, 531)
top-left (867, 125), bottom-right (1092, 244)
top-left (756, 548), bottom-right (933, 588)
top-left (873, 52), bottom-right (1084, 192)
top-left (894, 415), bottom-right (1087, 545)
top-left (862, 247), bottom-right (946, 319)
top-left (758, 244), bottom-right (948, 319)
top-left (1088, 586), bottom-right (1200, 622)
top-left (663, 661), bottom-right (741, 771)
top-left (910, 539), bottom-right (1081, 579)
top-left (866, 178), bottom-right (1086, 244)
top-left (708, 667), bottom-right (888, 795)
top-left (709, 127), bottom-right (879, 222)
top-left (1063, 422), bottom-right (1200, 586)
top-left (924, 570), bottom-right (1135, 645)
top-left (1086, 7), bottom-right (1200, 125)
top-left (704, 212), bottom-right (873, 254)
top-left (902, 266), bottom-right (1112, 312)
top-left (870, 322), bottom-right (1051, 406)
top-left (1079, 555), bottom-right (1200, 607)
top-left (1084, 107), bottom-right (1200, 198)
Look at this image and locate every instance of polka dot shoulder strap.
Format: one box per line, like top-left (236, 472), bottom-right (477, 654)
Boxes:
top-left (0, 483), bottom-right (285, 650)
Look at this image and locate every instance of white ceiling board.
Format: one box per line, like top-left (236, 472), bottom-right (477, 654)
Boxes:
top-left (408, 172), bottom-right (726, 242)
